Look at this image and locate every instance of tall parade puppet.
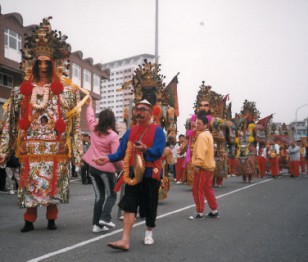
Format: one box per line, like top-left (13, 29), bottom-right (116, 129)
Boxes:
top-left (121, 59), bottom-right (179, 200)
top-left (0, 17), bottom-right (85, 232)
top-left (234, 100), bottom-right (260, 182)
top-left (184, 82), bottom-right (232, 187)
top-left (254, 114), bottom-right (273, 178)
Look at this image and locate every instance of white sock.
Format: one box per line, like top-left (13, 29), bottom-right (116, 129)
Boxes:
top-left (145, 230), bottom-right (153, 238)
top-left (211, 210), bottom-right (218, 214)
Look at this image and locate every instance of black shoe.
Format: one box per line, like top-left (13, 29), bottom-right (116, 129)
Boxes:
top-left (87, 177), bottom-right (92, 184)
top-left (47, 220), bottom-right (57, 230)
top-left (21, 221), bottom-right (34, 232)
top-left (205, 212), bottom-right (220, 218)
top-left (189, 213), bottom-right (204, 220)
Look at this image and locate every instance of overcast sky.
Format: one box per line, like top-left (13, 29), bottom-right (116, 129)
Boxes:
top-left (2, 0), bottom-right (308, 135)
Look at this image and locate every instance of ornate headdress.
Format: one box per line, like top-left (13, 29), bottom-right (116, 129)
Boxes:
top-left (194, 81), bottom-right (231, 119)
top-left (21, 16), bottom-right (71, 80)
top-left (194, 81), bottom-right (213, 108)
top-left (131, 59), bottom-right (165, 105)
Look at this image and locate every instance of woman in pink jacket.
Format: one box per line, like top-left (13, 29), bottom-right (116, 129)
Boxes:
top-left (83, 98), bottom-right (123, 233)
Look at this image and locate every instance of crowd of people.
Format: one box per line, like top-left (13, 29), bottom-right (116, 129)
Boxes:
top-left (1, 17), bottom-right (308, 253)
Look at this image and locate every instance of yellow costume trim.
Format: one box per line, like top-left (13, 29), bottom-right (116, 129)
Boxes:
top-left (62, 77), bottom-right (90, 119)
top-left (19, 154), bottom-right (69, 162)
top-left (2, 98), bottom-right (11, 113)
top-left (15, 132), bottom-right (22, 158)
top-left (123, 141), bottom-right (145, 186)
top-left (66, 117), bottom-right (73, 158)
top-left (61, 77), bottom-right (90, 158)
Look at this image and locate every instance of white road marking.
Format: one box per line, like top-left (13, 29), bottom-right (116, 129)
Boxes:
top-left (26, 178), bottom-right (271, 262)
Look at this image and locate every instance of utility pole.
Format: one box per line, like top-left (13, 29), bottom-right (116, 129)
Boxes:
top-left (155, 0), bottom-right (159, 64)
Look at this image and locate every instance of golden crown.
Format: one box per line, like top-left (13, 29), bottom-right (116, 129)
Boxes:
top-left (131, 59), bottom-right (166, 104)
top-left (21, 17), bottom-right (71, 78)
top-left (132, 59), bottom-right (165, 88)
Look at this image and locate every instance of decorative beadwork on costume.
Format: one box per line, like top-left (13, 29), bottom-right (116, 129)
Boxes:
top-left (30, 85), bottom-right (50, 110)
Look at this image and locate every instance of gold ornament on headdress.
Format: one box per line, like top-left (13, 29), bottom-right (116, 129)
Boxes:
top-left (20, 16), bottom-right (71, 80)
top-left (194, 81), bottom-right (230, 119)
top-left (131, 59), bottom-right (166, 103)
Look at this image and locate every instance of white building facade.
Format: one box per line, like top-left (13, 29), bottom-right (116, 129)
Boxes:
top-left (99, 54), bottom-right (155, 123)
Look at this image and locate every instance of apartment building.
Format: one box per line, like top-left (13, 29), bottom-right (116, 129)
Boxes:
top-left (289, 120), bottom-right (308, 140)
top-left (99, 54), bottom-right (155, 123)
top-left (0, 9), bottom-right (109, 132)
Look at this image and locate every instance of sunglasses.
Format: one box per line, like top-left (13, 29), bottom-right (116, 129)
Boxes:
top-left (133, 107), bottom-right (151, 112)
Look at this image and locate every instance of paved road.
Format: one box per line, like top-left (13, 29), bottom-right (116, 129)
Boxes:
top-left (1, 172), bottom-right (308, 262)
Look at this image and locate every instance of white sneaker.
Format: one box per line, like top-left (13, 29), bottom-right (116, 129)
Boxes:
top-left (9, 190), bottom-right (15, 195)
top-left (92, 225), bottom-right (109, 233)
top-left (144, 236), bottom-right (154, 245)
top-left (99, 220), bottom-right (116, 228)
top-left (144, 230), bottom-right (154, 245)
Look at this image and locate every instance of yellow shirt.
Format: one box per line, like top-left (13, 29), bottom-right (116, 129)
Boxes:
top-left (192, 130), bottom-right (216, 171)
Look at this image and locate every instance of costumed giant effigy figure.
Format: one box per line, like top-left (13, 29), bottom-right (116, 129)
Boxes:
top-left (0, 17), bottom-right (85, 232)
top-left (233, 100), bottom-right (260, 182)
top-left (121, 60), bottom-right (179, 200)
top-left (184, 82), bottom-right (232, 187)
top-left (254, 114), bottom-right (273, 177)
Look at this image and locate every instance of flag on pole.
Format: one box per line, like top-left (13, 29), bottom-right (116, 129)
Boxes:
top-left (163, 73), bottom-right (180, 117)
top-left (257, 114), bottom-right (273, 128)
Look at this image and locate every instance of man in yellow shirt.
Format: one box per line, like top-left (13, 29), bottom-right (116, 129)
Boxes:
top-left (189, 111), bottom-right (219, 219)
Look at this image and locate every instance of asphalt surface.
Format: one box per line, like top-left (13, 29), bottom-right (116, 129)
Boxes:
top-left (1, 171), bottom-right (308, 262)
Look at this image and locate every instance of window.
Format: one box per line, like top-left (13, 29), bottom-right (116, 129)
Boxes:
top-left (93, 74), bottom-right (100, 94)
top-left (4, 28), bottom-right (22, 62)
top-left (83, 69), bottom-right (91, 90)
top-left (72, 63), bottom-right (81, 86)
top-left (4, 28), bottom-right (21, 51)
top-left (83, 69), bottom-right (90, 82)
top-left (0, 73), bottom-right (13, 87)
top-left (72, 64), bottom-right (81, 78)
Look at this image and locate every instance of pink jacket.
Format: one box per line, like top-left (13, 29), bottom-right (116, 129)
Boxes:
top-left (82, 103), bottom-right (123, 172)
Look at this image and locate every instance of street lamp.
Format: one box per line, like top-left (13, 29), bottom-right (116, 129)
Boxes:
top-left (295, 103), bottom-right (308, 139)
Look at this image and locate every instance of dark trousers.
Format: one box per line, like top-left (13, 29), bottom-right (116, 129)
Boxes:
top-left (142, 178), bottom-right (161, 228)
top-left (89, 166), bottom-right (117, 225)
top-left (81, 162), bottom-right (90, 184)
top-left (0, 168), bottom-right (6, 191)
top-left (119, 177), bottom-right (160, 228)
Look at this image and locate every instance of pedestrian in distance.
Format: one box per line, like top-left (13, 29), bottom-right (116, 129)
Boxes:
top-left (288, 140), bottom-right (300, 177)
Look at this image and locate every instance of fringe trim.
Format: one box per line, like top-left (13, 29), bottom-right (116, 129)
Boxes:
top-left (19, 154), bottom-right (69, 162)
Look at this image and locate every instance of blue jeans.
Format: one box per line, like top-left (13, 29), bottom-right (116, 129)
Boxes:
top-left (89, 166), bottom-right (117, 226)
